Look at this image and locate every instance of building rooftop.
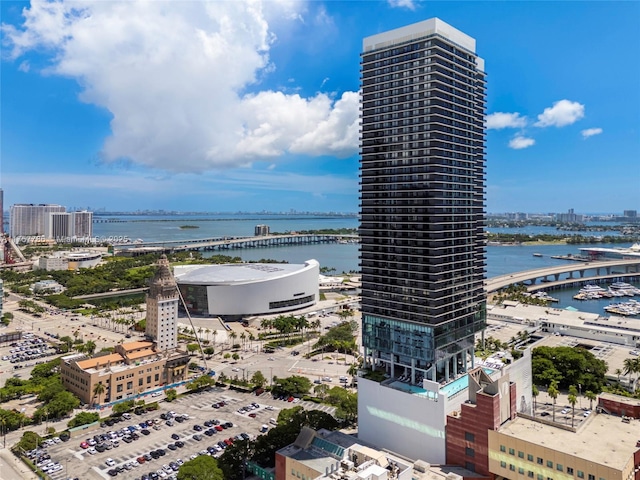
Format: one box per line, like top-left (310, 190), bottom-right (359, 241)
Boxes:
top-left (174, 259), bottom-right (318, 285)
top-left (120, 341), bottom-right (154, 352)
top-left (76, 353), bottom-right (123, 370)
top-left (599, 392), bottom-right (640, 408)
top-left (126, 348), bottom-right (157, 361)
top-left (498, 413), bottom-right (640, 470)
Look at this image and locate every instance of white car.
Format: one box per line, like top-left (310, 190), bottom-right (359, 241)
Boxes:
top-left (106, 458), bottom-right (116, 467)
top-left (87, 447), bottom-right (97, 455)
top-left (152, 391), bottom-right (162, 397)
top-left (163, 464), bottom-right (172, 472)
top-left (49, 464), bottom-right (63, 473)
top-left (560, 409), bottom-right (569, 415)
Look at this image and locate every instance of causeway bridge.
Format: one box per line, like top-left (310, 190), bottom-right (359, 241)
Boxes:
top-left (486, 259), bottom-right (640, 293)
top-left (113, 233), bottom-right (358, 254)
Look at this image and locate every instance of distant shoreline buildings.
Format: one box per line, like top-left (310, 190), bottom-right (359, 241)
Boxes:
top-left (9, 203), bottom-right (93, 241)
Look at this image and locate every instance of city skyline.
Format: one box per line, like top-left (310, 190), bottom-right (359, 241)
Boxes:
top-left (1, 1), bottom-right (638, 213)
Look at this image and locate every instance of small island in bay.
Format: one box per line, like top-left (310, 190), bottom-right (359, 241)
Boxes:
top-left (179, 225), bottom-right (200, 229)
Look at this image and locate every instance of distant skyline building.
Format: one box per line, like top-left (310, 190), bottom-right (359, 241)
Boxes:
top-left (146, 255), bottom-right (179, 352)
top-left (9, 204), bottom-right (93, 240)
top-left (44, 212), bottom-right (71, 240)
top-left (556, 208), bottom-right (583, 223)
top-left (9, 203), bottom-right (65, 237)
top-left (71, 210), bottom-right (93, 238)
top-left (358, 18), bottom-right (487, 461)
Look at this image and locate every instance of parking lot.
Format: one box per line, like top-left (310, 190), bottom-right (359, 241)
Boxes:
top-left (27, 386), bottom-right (335, 480)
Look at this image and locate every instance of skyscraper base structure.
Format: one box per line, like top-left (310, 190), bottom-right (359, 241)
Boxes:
top-left (358, 18), bottom-right (487, 461)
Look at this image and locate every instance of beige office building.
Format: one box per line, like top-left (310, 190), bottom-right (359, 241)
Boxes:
top-left (487, 413), bottom-right (640, 480)
top-left (60, 255), bottom-right (189, 405)
top-left (61, 342), bottom-right (189, 405)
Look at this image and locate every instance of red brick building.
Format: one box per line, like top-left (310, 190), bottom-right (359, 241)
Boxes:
top-left (598, 392), bottom-right (640, 419)
top-left (446, 368), bottom-right (517, 479)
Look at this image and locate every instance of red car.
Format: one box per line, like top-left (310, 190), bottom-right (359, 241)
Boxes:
top-left (288, 396), bottom-right (294, 402)
top-left (214, 425), bottom-right (224, 432)
top-left (248, 413), bottom-right (257, 418)
top-left (137, 456), bottom-right (146, 464)
top-left (80, 442), bottom-right (89, 449)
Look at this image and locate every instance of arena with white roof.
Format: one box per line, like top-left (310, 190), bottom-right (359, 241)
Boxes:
top-left (174, 259), bottom-right (319, 317)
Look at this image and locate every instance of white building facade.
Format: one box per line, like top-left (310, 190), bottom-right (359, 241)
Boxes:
top-left (175, 260), bottom-right (319, 317)
top-left (10, 204), bottom-right (65, 238)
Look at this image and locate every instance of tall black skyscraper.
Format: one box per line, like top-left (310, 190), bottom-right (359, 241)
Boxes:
top-left (360, 18), bottom-right (486, 384)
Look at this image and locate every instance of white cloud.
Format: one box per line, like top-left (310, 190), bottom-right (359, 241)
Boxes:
top-left (388, 0), bottom-right (417, 10)
top-left (509, 136), bottom-right (535, 150)
top-left (581, 127), bottom-right (603, 139)
top-left (2, 1), bottom-right (359, 173)
top-left (486, 112), bottom-right (527, 130)
top-left (18, 60), bottom-right (30, 72)
top-left (535, 99), bottom-right (585, 127)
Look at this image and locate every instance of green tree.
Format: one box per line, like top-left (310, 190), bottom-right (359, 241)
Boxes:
top-left (186, 343), bottom-right (200, 355)
top-left (113, 399), bottom-right (135, 415)
top-left (272, 375), bottom-right (312, 397)
top-left (532, 346), bottom-right (607, 393)
top-left (585, 390), bottom-right (596, 411)
top-left (84, 340), bottom-right (97, 355)
top-left (568, 392), bottom-right (577, 428)
top-left (250, 371), bottom-right (266, 388)
top-left (68, 412), bottom-right (99, 428)
top-left (165, 388), bottom-right (177, 402)
top-left (548, 381), bottom-right (559, 423)
top-left (203, 347), bottom-right (215, 357)
top-left (532, 384), bottom-right (539, 414)
top-left (177, 454), bottom-right (224, 480)
top-left (187, 375), bottom-right (216, 392)
top-left (16, 431), bottom-right (43, 451)
top-left (93, 382), bottom-right (105, 405)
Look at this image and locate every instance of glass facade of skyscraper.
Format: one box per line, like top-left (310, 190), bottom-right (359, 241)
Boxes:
top-left (360, 19), bottom-right (486, 383)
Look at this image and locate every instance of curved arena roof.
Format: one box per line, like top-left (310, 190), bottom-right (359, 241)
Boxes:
top-left (174, 259), bottom-right (319, 286)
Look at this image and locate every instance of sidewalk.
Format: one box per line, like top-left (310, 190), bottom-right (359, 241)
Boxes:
top-left (0, 448), bottom-right (39, 480)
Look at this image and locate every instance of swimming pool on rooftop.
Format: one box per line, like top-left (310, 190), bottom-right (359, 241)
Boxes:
top-left (389, 367), bottom-right (496, 398)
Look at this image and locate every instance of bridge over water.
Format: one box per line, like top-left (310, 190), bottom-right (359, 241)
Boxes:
top-left (113, 233), bottom-right (358, 254)
top-left (486, 259), bottom-right (640, 293)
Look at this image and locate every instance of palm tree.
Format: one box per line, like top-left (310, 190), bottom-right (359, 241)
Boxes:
top-left (93, 382), bottom-right (105, 406)
top-left (548, 381), bottom-right (559, 423)
top-left (623, 358), bottom-right (640, 389)
top-left (314, 383), bottom-right (328, 400)
top-left (229, 331), bottom-right (237, 349)
top-left (240, 332), bottom-right (246, 351)
top-left (248, 333), bottom-right (255, 351)
top-left (212, 330), bottom-right (218, 352)
top-left (85, 340), bottom-right (97, 356)
top-left (568, 392), bottom-right (577, 428)
top-left (532, 384), bottom-right (539, 414)
top-left (615, 368), bottom-right (623, 383)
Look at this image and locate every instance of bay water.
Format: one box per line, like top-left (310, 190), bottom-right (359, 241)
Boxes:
top-left (94, 214), bottom-right (638, 316)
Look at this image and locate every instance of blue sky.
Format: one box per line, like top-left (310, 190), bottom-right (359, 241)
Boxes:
top-left (1, 0), bottom-right (638, 214)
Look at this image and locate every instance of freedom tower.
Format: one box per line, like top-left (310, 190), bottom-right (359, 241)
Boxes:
top-left (358, 18), bottom-right (487, 460)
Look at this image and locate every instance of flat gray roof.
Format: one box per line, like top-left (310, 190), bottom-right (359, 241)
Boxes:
top-left (174, 260), bottom-right (318, 285)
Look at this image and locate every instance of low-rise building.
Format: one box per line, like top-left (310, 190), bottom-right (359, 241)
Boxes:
top-left (32, 279), bottom-right (64, 294)
top-left (276, 427), bottom-right (484, 480)
top-left (36, 250), bottom-right (102, 271)
top-left (60, 341), bottom-right (189, 405)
